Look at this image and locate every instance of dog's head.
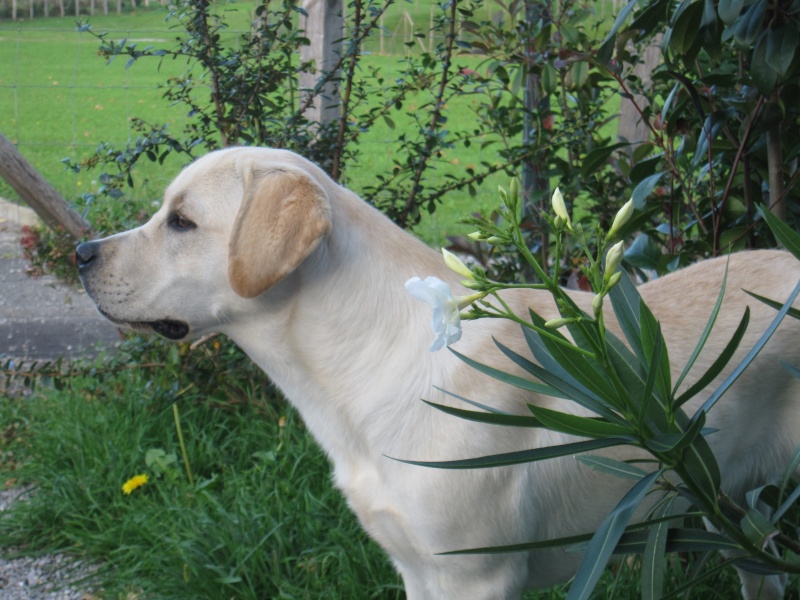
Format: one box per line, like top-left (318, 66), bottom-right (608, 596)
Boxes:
top-left (76, 148), bottom-right (332, 340)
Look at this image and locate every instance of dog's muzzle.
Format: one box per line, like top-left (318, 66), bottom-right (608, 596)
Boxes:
top-left (74, 240), bottom-right (190, 341)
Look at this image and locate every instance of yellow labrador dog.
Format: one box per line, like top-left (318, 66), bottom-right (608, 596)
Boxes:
top-left (76, 147), bottom-right (800, 599)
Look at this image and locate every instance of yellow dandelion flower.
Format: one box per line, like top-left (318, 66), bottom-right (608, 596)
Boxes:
top-left (122, 474), bottom-right (149, 495)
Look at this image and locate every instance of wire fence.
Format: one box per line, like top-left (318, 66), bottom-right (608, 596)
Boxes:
top-left (0, 0), bottom-right (164, 20)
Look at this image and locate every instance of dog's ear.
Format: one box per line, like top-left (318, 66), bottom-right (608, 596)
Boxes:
top-left (228, 168), bottom-right (331, 298)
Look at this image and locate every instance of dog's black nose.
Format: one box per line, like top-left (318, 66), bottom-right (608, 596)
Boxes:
top-left (75, 240), bottom-right (100, 269)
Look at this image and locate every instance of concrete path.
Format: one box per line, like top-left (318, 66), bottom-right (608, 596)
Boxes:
top-left (0, 200), bottom-right (120, 362)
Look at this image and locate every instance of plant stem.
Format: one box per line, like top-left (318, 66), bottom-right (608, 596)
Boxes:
top-left (173, 402), bottom-right (195, 487)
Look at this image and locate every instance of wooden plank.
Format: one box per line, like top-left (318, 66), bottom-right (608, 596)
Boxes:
top-left (0, 133), bottom-right (94, 240)
top-left (299, 0), bottom-right (344, 125)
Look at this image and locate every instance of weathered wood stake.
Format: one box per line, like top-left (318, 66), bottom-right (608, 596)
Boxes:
top-left (0, 133), bottom-right (94, 240)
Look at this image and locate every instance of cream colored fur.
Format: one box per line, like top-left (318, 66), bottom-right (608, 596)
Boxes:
top-left (77, 147), bottom-right (800, 599)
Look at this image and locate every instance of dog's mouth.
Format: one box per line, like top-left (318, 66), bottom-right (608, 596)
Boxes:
top-left (147, 319), bottom-right (191, 340)
top-left (99, 310), bottom-right (190, 340)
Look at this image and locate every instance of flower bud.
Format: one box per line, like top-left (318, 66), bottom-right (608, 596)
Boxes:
top-left (604, 241), bottom-right (624, 283)
top-left (606, 271), bottom-right (622, 290)
top-left (460, 278), bottom-right (484, 290)
top-left (544, 317), bottom-right (572, 329)
top-left (607, 198), bottom-right (634, 240)
top-left (486, 236), bottom-right (505, 245)
top-left (467, 231), bottom-right (483, 241)
top-left (456, 291), bottom-right (488, 310)
top-left (442, 248), bottom-right (474, 280)
top-left (498, 185), bottom-right (508, 204)
top-left (592, 293), bottom-right (604, 318)
top-left (551, 187), bottom-right (573, 232)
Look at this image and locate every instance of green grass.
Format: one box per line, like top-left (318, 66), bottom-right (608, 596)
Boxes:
top-left (0, 338), bottom-right (405, 599)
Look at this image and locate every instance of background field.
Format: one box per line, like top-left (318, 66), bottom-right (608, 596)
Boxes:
top-left (0, 1), bottom-right (552, 245)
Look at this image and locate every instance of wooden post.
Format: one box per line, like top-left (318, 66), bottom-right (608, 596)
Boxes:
top-left (299, 0), bottom-right (343, 126)
top-left (0, 134), bottom-right (94, 240)
top-left (617, 37), bottom-right (661, 149)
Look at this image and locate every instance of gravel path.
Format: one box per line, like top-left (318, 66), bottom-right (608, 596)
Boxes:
top-left (0, 487), bottom-right (98, 600)
top-left (1, 202), bottom-right (105, 599)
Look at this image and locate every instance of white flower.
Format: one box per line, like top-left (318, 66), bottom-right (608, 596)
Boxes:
top-left (405, 276), bottom-right (463, 352)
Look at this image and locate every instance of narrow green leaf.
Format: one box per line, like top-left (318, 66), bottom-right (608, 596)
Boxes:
top-left (760, 205), bottom-right (800, 260)
top-left (609, 271), bottom-right (647, 363)
top-left (638, 331), bottom-right (663, 428)
top-left (639, 306), bottom-right (670, 407)
top-left (741, 508), bottom-right (778, 550)
top-left (673, 259), bottom-right (729, 395)
top-left (777, 441), bottom-right (800, 512)
top-left (523, 324), bottom-right (623, 410)
top-left (645, 410), bottom-right (706, 454)
top-left (449, 347), bottom-right (565, 398)
top-left (774, 482), bottom-right (800, 523)
top-left (743, 291), bottom-right (800, 320)
top-left (433, 386), bottom-right (515, 415)
top-left (438, 514), bottom-right (705, 556)
top-left (613, 527), bottom-right (741, 554)
top-left (693, 281), bottom-right (800, 418)
top-left (606, 333), bottom-right (672, 431)
top-left (422, 400), bottom-right (543, 428)
top-left (676, 307), bottom-right (749, 408)
top-left (528, 405), bottom-right (633, 439)
top-left (575, 455), bottom-right (648, 480)
top-left (566, 471), bottom-right (661, 600)
top-left (500, 337), bottom-right (622, 423)
top-left (391, 437), bottom-right (630, 470)
top-left (680, 436), bottom-right (722, 508)
top-left (641, 499), bottom-right (673, 600)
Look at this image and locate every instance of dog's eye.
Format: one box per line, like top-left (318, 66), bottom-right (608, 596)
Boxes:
top-left (168, 213), bottom-right (196, 231)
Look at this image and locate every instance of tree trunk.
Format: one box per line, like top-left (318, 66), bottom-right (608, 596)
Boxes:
top-left (0, 134), bottom-right (94, 240)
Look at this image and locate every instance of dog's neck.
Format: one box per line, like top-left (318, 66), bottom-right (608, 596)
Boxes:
top-left (226, 188), bottom-right (461, 471)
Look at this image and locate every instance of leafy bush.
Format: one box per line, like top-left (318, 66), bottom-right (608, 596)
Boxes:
top-left (405, 183), bottom-right (800, 598)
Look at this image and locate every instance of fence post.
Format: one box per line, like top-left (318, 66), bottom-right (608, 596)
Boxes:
top-left (299, 0), bottom-right (344, 126)
top-left (0, 134), bottom-right (94, 240)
